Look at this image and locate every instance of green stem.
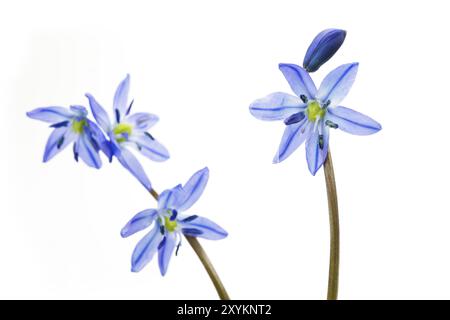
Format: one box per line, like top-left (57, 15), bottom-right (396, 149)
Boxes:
top-left (149, 188), bottom-right (230, 300)
top-left (324, 148), bottom-right (340, 300)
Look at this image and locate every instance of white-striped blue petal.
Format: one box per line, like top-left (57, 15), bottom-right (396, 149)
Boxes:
top-left (176, 167), bottom-right (209, 212)
top-left (115, 147), bottom-right (152, 190)
top-left (180, 216), bottom-right (228, 240)
top-left (131, 225), bottom-right (163, 272)
top-left (121, 209), bottom-right (158, 238)
top-left (158, 233), bottom-right (176, 276)
top-left (158, 189), bottom-right (180, 210)
top-left (273, 118), bottom-right (311, 163)
top-left (279, 63), bottom-right (317, 99)
top-left (85, 93), bottom-right (111, 133)
top-left (249, 92), bottom-right (305, 121)
top-left (27, 107), bottom-right (73, 123)
top-left (113, 74), bottom-right (130, 121)
top-left (317, 63), bottom-right (359, 107)
top-left (326, 106), bottom-right (382, 135)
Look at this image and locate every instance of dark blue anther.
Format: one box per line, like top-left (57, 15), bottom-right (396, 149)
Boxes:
top-left (57, 136), bottom-right (65, 149)
top-left (115, 109), bottom-right (120, 123)
top-left (300, 94), bottom-right (308, 104)
top-left (319, 134), bottom-right (324, 150)
top-left (126, 99), bottom-right (134, 116)
top-left (158, 236), bottom-right (166, 250)
top-left (144, 132), bottom-right (155, 141)
top-left (325, 120), bottom-right (339, 129)
top-left (181, 215), bottom-right (198, 223)
top-left (175, 242), bottom-right (181, 256)
top-left (181, 228), bottom-right (203, 236)
top-left (160, 225), bottom-right (165, 235)
top-left (323, 100), bottom-right (331, 108)
top-left (284, 112), bottom-right (305, 125)
top-left (73, 143), bottom-right (79, 162)
top-left (50, 120), bottom-right (70, 128)
top-left (170, 209), bottom-right (178, 221)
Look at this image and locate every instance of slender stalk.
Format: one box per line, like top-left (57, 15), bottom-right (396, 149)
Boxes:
top-left (324, 148), bottom-right (340, 300)
top-left (149, 188), bottom-right (230, 300)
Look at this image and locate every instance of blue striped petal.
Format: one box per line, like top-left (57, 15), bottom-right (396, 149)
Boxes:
top-left (158, 189), bottom-right (179, 210)
top-left (85, 93), bottom-right (111, 133)
top-left (326, 106), bottom-right (382, 135)
top-left (77, 133), bottom-right (102, 169)
top-left (273, 118), bottom-right (311, 163)
top-left (317, 63), bottom-right (359, 107)
top-left (176, 167), bottom-right (209, 211)
top-left (249, 92), bottom-right (305, 121)
top-left (125, 113), bottom-right (159, 131)
top-left (131, 134), bottom-right (170, 162)
top-left (303, 29), bottom-right (347, 73)
top-left (279, 64), bottom-right (317, 99)
top-left (305, 126), bottom-right (329, 176)
top-left (113, 74), bottom-right (130, 121)
top-left (121, 209), bottom-right (158, 238)
top-left (180, 216), bottom-right (228, 240)
top-left (131, 225), bottom-right (163, 272)
top-left (43, 127), bottom-right (77, 162)
top-left (115, 147), bottom-right (152, 190)
top-left (158, 233), bottom-right (176, 276)
top-left (27, 107), bottom-right (73, 123)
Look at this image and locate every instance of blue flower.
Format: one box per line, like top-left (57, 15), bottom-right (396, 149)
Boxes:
top-left (250, 63), bottom-right (382, 175)
top-left (303, 29), bottom-right (347, 73)
top-left (26, 105), bottom-right (109, 168)
top-left (86, 75), bottom-right (170, 191)
top-left (121, 167), bottom-right (228, 275)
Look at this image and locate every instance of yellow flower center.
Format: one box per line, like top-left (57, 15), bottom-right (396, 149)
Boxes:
top-left (113, 123), bottom-right (133, 143)
top-left (164, 216), bottom-right (178, 232)
top-left (72, 119), bottom-right (87, 134)
top-left (306, 101), bottom-right (325, 122)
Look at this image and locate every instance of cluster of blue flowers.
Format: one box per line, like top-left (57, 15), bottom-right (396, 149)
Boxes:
top-left (27, 75), bottom-right (227, 275)
top-left (250, 29), bottom-right (381, 174)
top-left (28, 28), bottom-right (381, 278)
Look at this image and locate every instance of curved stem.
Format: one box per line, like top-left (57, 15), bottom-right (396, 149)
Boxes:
top-left (324, 148), bottom-right (340, 300)
top-left (149, 188), bottom-right (230, 300)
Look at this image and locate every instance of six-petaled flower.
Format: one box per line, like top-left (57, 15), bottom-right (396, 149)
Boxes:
top-left (250, 62), bottom-right (382, 175)
top-left (86, 74), bottom-right (170, 191)
top-left (121, 167), bottom-right (228, 275)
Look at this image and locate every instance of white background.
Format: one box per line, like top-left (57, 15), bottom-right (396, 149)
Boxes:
top-left (1, 0), bottom-right (449, 299)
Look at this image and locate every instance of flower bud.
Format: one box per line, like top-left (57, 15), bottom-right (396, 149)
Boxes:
top-left (303, 29), bottom-right (346, 73)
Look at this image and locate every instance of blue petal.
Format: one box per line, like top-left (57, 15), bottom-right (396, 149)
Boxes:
top-left (305, 125), bottom-right (329, 176)
top-left (131, 134), bottom-right (170, 162)
top-left (85, 93), bottom-right (111, 133)
top-left (115, 147), bottom-right (152, 191)
top-left (176, 167), bottom-right (209, 211)
top-left (273, 118), bottom-right (311, 163)
top-left (125, 113), bottom-right (159, 131)
top-left (284, 112), bottom-right (305, 125)
top-left (27, 107), bottom-right (73, 123)
top-left (77, 133), bottom-right (102, 169)
top-left (131, 225), bottom-right (163, 272)
top-left (249, 92), bottom-right (305, 121)
top-left (158, 189), bottom-right (179, 210)
top-left (113, 74), bottom-right (130, 121)
top-left (317, 63), bottom-right (358, 107)
top-left (121, 209), bottom-right (158, 238)
top-left (70, 105), bottom-right (88, 117)
top-left (279, 64), bottom-right (317, 99)
top-left (326, 106), bottom-right (382, 135)
top-left (87, 120), bottom-right (113, 161)
top-left (158, 233), bottom-right (176, 276)
top-left (303, 29), bottom-right (347, 73)
top-left (43, 127), bottom-right (77, 162)
top-left (180, 216), bottom-right (228, 240)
